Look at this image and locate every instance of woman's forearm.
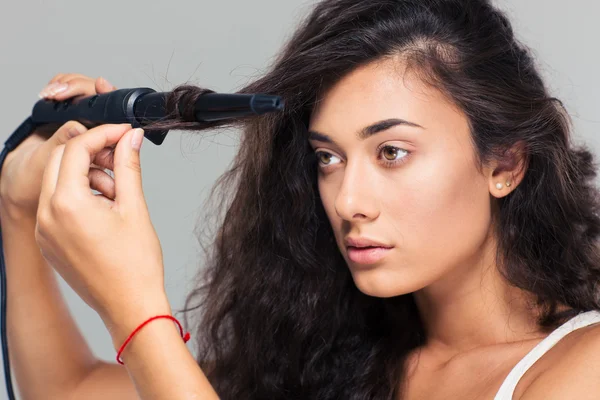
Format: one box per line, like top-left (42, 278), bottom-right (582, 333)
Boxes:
top-left (0, 209), bottom-right (99, 399)
top-left (112, 300), bottom-right (220, 400)
top-left (1, 207), bottom-right (219, 399)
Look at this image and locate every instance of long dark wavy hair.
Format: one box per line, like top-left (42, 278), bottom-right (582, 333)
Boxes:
top-left (144, 0), bottom-right (600, 398)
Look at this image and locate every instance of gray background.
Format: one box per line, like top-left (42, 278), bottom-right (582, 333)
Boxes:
top-left (0, 0), bottom-right (598, 398)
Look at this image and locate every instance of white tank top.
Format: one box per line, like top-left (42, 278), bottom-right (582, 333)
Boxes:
top-left (494, 310), bottom-right (600, 399)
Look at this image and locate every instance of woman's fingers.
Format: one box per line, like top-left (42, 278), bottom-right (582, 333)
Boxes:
top-left (39, 74), bottom-right (117, 101)
top-left (39, 147), bottom-right (117, 213)
top-left (38, 144), bottom-right (65, 209)
top-left (39, 73), bottom-right (88, 98)
top-left (40, 121), bottom-right (87, 155)
top-left (41, 77), bottom-right (95, 101)
top-left (55, 124), bottom-right (130, 197)
top-left (47, 73), bottom-right (88, 86)
top-left (90, 148), bottom-right (116, 198)
top-left (95, 76), bottom-right (117, 93)
top-left (92, 146), bottom-right (116, 172)
top-left (94, 192), bottom-right (115, 207)
top-left (48, 73), bottom-right (88, 84)
top-left (89, 167), bottom-right (116, 200)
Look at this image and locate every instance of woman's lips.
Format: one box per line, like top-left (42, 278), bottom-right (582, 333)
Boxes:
top-left (347, 246), bottom-right (393, 265)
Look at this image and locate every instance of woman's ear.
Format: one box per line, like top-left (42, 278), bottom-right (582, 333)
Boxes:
top-left (488, 140), bottom-right (528, 198)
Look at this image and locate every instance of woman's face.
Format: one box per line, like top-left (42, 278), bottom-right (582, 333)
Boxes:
top-left (308, 58), bottom-right (496, 298)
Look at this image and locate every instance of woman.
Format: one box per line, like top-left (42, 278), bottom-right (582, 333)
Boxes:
top-left (2, 0), bottom-right (599, 399)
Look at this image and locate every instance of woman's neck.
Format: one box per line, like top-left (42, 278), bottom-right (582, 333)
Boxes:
top-left (411, 238), bottom-right (544, 358)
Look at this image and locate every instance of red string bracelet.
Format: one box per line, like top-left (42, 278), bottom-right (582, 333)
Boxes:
top-left (116, 314), bottom-right (191, 365)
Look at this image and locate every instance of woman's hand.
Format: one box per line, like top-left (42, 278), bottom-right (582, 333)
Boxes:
top-left (0, 74), bottom-right (117, 220)
top-left (34, 123), bottom-right (170, 348)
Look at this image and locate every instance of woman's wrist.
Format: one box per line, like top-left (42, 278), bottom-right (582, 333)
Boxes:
top-left (102, 293), bottom-right (173, 352)
top-left (109, 309), bottom-right (219, 399)
top-left (0, 203), bottom-right (37, 228)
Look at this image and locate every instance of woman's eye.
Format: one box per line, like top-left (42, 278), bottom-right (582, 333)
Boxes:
top-left (382, 146), bottom-right (400, 161)
top-left (315, 151), bottom-right (341, 166)
top-left (314, 146), bottom-right (410, 169)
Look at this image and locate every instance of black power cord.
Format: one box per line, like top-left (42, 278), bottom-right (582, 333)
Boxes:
top-left (0, 147), bottom-right (15, 400)
top-left (1, 145), bottom-right (17, 400)
top-left (0, 117), bottom-right (42, 400)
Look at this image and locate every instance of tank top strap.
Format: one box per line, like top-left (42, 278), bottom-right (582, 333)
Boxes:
top-left (494, 310), bottom-right (600, 400)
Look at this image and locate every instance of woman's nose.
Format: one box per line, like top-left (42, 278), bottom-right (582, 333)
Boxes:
top-left (334, 163), bottom-right (380, 222)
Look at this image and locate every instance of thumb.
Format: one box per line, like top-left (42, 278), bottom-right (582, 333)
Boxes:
top-left (95, 76), bottom-right (117, 93)
top-left (113, 128), bottom-right (146, 211)
top-left (45, 121), bottom-right (87, 148)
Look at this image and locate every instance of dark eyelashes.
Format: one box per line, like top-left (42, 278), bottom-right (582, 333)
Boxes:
top-left (314, 145), bottom-right (411, 170)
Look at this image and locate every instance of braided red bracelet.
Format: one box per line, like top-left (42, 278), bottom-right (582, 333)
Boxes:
top-left (116, 314), bottom-right (191, 365)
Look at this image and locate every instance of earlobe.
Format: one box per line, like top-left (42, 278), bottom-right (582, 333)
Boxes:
top-left (492, 178), bottom-right (513, 197)
top-left (489, 141), bottom-right (528, 198)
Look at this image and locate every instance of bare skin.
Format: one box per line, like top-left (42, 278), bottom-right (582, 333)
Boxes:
top-left (402, 320), bottom-right (600, 399)
top-left (308, 56), bottom-right (600, 399)
top-left (3, 62), bottom-right (598, 398)
top-left (0, 74), bottom-right (140, 400)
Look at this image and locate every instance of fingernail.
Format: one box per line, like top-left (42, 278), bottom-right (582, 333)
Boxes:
top-left (50, 83), bottom-right (69, 94)
top-left (131, 128), bottom-right (144, 151)
top-left (39, 83), bottom-right (58, 97)
top-left (68, 126), bottom-right (83, 138)
top-left (38, 86), bottom-right (52, 98)
top-left (39, 82), bottom-right (68, 97)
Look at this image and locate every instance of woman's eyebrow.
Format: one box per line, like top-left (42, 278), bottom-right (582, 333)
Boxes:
top-left (308, 118), bottom-right (424, 145)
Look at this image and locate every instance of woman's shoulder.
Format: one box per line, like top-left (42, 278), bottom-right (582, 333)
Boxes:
top-left (517, 321), bottom-right (600, 399)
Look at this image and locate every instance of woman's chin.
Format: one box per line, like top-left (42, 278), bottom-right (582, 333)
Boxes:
top-left (349, 266), bottom-right (417, 298)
